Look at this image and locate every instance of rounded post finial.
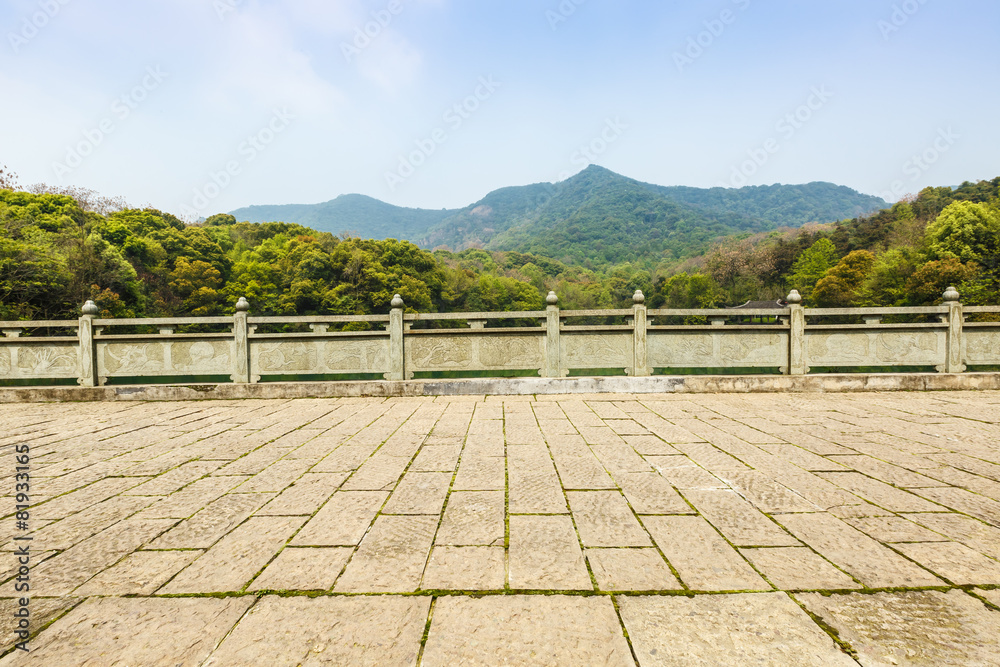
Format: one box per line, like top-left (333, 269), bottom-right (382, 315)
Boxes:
top-left (546, 291), bottom-right (559, 306)
top-left (942, 286), bottom-right (960, 303)
top-left (81, 300), bottom-right (100, 316)
top-left (633, 290), bottom-right (645, 305)
top-left (235, 297), bottom-right (250, 312)
top-left (786, 290), bottom-right (803, 305)
top-left (391, 294), bottom-right (405, 309)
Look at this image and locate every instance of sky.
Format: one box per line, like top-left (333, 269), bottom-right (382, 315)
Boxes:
top-left (1, 0), bottom-right (998, 219)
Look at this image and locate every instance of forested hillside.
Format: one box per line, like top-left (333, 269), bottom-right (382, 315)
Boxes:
top-left (654, 177), bottom-right (1000, 310)
top-left (227, 166), bottom-right (888, 259)
top-left (1, 163), bottom-right (996, 322)
top-left (231, 194), bottom-right (458, 243)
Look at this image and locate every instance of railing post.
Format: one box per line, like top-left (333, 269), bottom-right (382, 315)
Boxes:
top-left (631, 290), bottom-right (649, 377)
top-left (78, 300), bottom-right (99, 387)
top-left (232, 297), bottom-right (251, 383)
top-left (787, 290), bottom-right (806, 376)
top-left (544, 291), bottom-right (561, 378)
top-left (943, 286), bottom-right (965, 373)
top-left (387, 294), bottom-right (405, 381)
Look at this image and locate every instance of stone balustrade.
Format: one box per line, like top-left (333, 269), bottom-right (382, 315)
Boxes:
top-left (0, 288), bottom-right (997, 387)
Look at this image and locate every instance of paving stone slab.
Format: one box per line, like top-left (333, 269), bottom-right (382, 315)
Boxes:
top-left (585, 548), bottom-right (681, 591)
top-left (618, 592), bottom-right (856, 666)
top-left (160, 515), bottom-right (306, 594)
top-left (335, 515), bottom-right (437, 593)
top-left (567, 490), bottom-right (652, 547)
top-left (74, 550), bottom-right (202, 596)
top-left (0, 597), bottom-right (253, 667)
top-left (817, 472), bottom-right (944, 513)
top-left (684, 489), bottom-right (800, 547)
top-left (434, 490), bottom-right (504, 546)
top-left (247, 547), bottom-right (353, 591)
top-left (204, 595), bottom-right (429, 666)
top-left (616, 472), bottom-right (691, 514)
top-left (645, 456), bottom-right (727, 489)
top-left (422, 546), bottom-right (505, 590)
top-left (0, 597), bottom-right (78, 652)
top-left (422, 595), bottom-right (633, 667)
top-left (382, 472), bottom-right (452, 515)
top-left (291, 490), bottom-right (388, 546)
top-left (978, 588), bottom-right (1000, 608)
top-left (778, 512), bottom-right (944, 588)
top-left (740, 547), bottom-right (861, 591)
top-left (799, 590), bottom-right (1000, 667)
top-left (508, 515), bottom-right (592, 590)
top-left (452, 454), bottom-right (505, 491)
top-left (891, 541), bottom-right (1000, 585)
top-left (843, 516), bottom-right (949, 544)
top-left (904, 512), bottom-right (1000, 560)
top-left (643, 515), bottom-right (768, 591)
top-left (256, 472), bottom-right (349, 516)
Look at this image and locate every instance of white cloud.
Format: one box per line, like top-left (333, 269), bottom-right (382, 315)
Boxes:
top-left (203, 10), bottom-right (345, 116)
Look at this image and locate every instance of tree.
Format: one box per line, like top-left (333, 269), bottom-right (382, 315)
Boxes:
top-left (0, 163), bottom-right (19, 191)
top-left (812, 250), bottom-right (875, 307)
top-left (924, 201), bottom-right (1000, 271)
top-left (856, 249), bottom-right (914, 306)
top-left (905, 257), bottom-right (979, 305)
top-left (788, 238), bottom-right (838, 302)
top-left (652, 273), bottom-right (721, 309)
top-left (169, 258), bottom-right (224, 315)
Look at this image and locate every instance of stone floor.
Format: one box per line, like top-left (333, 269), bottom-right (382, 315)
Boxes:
top-left (1, 392), bottom-right (1000, 665)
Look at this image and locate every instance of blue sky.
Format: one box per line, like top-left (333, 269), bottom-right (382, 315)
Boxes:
top-left (1, 0), bottom-right (997, 218)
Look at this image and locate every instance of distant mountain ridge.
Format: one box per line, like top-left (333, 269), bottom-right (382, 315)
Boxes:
top-left (230, 166), bottom-right (888, 268)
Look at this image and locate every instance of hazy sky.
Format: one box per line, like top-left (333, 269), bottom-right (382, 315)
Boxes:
top-left (2, 0), bottom-right (997, 218)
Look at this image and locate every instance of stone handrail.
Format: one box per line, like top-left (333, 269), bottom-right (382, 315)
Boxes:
top-left (0, 288), bottom-right (996, 387)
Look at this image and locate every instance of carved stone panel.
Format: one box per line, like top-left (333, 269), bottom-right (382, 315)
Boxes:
top-left (478, 336), bottom-right (544, 369)
top-left (172, 341), bottom-right (231, 373)
top-left (648, 332), bottom-right (786, 368)
top-left (965, 329), bottom-right (1000, 364)
top-left (806, 331), bottom-right (944, 367)
top-left (407, 337), bottom-right (475, 371)
top-left (562, 334), bottom-right (631, 370)
top-left (720, 333), bottom-right (786, 365)
top-left (254, 342), bottom-right (319, 374)
top-left (8, 344), bottom-right (78, 378)
top-left (875, 332), bottom-right (940, 364)
top-left (648, 334), bottom-right (714, 366)
top-left (325, 339), bottom-right (389, 373)
top-left (806, 333), bottom-right (870, 365)
top-left (100, 343), bottom-right (166, 375)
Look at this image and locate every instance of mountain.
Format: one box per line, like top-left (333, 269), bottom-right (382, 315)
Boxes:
top-left (646, 182), bottom-right (888, 229)
top-left (230, 166), bottom-right (889, 267)
top-left (230, 194), bottom-right (459, 241)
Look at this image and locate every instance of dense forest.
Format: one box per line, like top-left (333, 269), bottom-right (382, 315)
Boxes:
top-left (232, 166), bottom-right (889, 265)
top-left (0, 161), bottom-right (997, 322)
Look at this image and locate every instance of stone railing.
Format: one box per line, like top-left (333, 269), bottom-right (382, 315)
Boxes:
top-left (0, 289), bottom-right (997, 387)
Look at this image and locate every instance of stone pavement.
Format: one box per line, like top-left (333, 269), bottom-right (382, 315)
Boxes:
top-left (2, 391), bottom-right (1000, 665)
